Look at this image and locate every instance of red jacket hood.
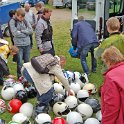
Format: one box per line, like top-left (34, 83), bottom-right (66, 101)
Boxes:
top-left (103, 61), bottom-right (124, 90)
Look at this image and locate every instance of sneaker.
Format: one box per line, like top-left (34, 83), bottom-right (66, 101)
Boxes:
top-left (92, 70), bottom-right (96, 73)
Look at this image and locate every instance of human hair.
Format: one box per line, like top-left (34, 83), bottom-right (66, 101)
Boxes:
top-left (9, 10), bottom-right (16, 18)
top-left (78, 16), bottom-right (84, 21)
top-left (106, 17), bottom-right (120, 31)
top-left (35, 1), bottom-right (44, 8)
top-left (16, 8), bottom-right (25, 17)
top-left (101, 46), bottom-right (124, 66)
top-left (42, 8), bottom-right (52, 15)
top-left (9, 45), bottom-right (19, 54)
top-left (24, 3), bottom-right (30, 8)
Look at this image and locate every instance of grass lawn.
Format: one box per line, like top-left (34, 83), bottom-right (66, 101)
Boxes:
top-left (0, 4), bottom-right (103, 123)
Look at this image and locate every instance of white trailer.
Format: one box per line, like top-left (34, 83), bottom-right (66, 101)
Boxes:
top-left (71, 0), bottom-right (124, 39)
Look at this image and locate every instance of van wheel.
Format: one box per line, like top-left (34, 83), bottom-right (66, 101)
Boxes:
top-left (56, 6), bottom-right (60, 8)
top-left (4, 27), bottom-right (10, 37)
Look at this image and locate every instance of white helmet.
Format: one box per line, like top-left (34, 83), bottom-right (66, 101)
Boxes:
top-left (77, 90), bottom-right (89, 103)
top-left (74, 77), bottom-right (84, 88)
top-left (3, 78), bottom-right (16, 87)
top-left (12, 113), bottom-right (31, 124)
top-left (70, 82), bottom-right (81, 94)
top-left (65, 96), bottom-right (78, 110)
top-left (83, 83), bottom-right (97, 94)
top-left (66, 111), bottom-right (83, 124)
top-left (74, 72), bottom-right (81, 79)
top-left (80, 73), bottom-right (89, 84)
top-left (84, 118), bottom-right (100, 124)
top-left (35, 113), bottom-right (51, 124)
top-left (77, 103), bottom-right (93, 120)
top-left (1, 86), bottom-right (15, 100)
top-left (63, 71), bottom-right (75, 81)
top-left (0, 99), bottom-right (6, 114)
top-left (19, 102), bottom-right (33, 118)
top-left (53, 83), bottom-right (63, 94)
top-left (53, 102), bottom-right (70, 117)
top-left (13, 83), bottom-right (25, 94)
top-left (96, 110), bottom-right (102, 122)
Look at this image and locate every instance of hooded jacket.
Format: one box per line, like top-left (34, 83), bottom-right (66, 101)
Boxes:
top-left (101, 62), bottom-right (124, 124)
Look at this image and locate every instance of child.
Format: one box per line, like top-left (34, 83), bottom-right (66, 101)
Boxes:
top-left (0, 38), bottom-right (18, 85)
top-left (21, 54), bottom-right (74, 107)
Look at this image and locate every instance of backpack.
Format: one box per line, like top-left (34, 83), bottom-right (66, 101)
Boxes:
top-left (31, 54), bottom-right (59, 74)
top-left (8, 18), bottom-right (28, 45)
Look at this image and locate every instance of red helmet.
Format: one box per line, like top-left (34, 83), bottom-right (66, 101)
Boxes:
top-left (52, 117), bottom-right (67, 124)
top-left (7, 99), bottom-right (22, 113)
top-left (0, 99), bottom-right (6, 114)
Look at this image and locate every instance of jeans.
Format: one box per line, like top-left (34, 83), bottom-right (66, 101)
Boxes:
top-left (17, 45), bottom-right (30, 78)
top-left (37, 87), bottom-right (55, 106)
top-left (41, 43), bottom-right (55, 56)
top-left (22, 68), bottom-right (34, 84)
top-left (22, 68), bottom-right (54, 106)
top-left (80, 42), bottom-right (99, 75)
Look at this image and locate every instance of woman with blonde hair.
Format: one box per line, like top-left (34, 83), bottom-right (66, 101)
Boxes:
top-left (101, 46), bottom-right (124, 124)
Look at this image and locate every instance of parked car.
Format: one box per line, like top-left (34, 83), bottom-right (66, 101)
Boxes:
top-left (65, 0), bottom-right (87, 9)
top-left (86, 0), bottom-right (95, 10)
top-left (21, 0), bottom-right (47, 7)
top-left (53, 0), bottom-right (68, 8)
top-left (0, 2), bottom-right (21, 36)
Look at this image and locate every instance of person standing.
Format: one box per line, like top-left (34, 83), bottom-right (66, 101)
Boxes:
top-left (35, 8), bottom-right (55, 56)
top-left (95, 17), bottom-right (124, 73)
top-left (101, 46), bottom-right (124, 124)
top-left (35, 2), bottom-right (44, 21)
top-left (71, 16), bottom-right (99, 75)
top-left (24, 3), bottom-right (36, 48)
top-left (9, 8), bottom-right (33, 78)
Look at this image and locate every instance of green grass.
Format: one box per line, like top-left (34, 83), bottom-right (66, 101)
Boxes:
top-left (0, 5), bottom-right (103, 123)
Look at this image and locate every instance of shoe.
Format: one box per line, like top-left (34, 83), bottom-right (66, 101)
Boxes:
top-left (92, 70), bottom-right (96, 73)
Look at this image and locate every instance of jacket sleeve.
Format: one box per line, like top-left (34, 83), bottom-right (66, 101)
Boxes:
top-left (101, 77), bottom-right (121, 124)
top-left (71, 24), bottom-right (78, 50)
top-left (21, 20), bottom-right (33, 35)
top-left (9, 19), bottom-right (27, 38)
top-left (49, 65), bottom-right (70, 91)
top-left (35, 20), bottom-right (44, 49)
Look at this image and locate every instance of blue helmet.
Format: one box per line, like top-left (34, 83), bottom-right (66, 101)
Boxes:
top-left (69, 46), bottom-right (78, 58)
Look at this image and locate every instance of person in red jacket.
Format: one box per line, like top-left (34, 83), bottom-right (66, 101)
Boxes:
top-left (101, 46), bottom-right (124, 124)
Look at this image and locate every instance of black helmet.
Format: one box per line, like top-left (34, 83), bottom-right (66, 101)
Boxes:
top-left (15, 90), bottom-right (28, 103)
top-left (49, 93), bottom-right (64, 107)
top-left (32, 104), bottom-right (49, 119)
top-left (25, 86), bottom-right (37, 98)
top-left (84, 98), bottom-right (101, 113)
top-left (0, 119), bottom-right (6, 124)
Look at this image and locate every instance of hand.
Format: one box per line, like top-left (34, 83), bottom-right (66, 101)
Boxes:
top-left (7, 75), bottom-right (16, 79)
top-left (39, 48), bottom-right (44, 53)
top-left (67, 89), bottom-right (75, 96)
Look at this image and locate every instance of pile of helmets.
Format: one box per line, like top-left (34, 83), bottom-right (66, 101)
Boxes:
top-left (0, 69), bottom-right (102, 123)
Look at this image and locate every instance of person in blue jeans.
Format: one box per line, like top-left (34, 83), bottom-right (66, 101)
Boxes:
top-left (72, 16), bottom-right (99, 75)
top-left (9, 8), bottom-right (33, 78)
